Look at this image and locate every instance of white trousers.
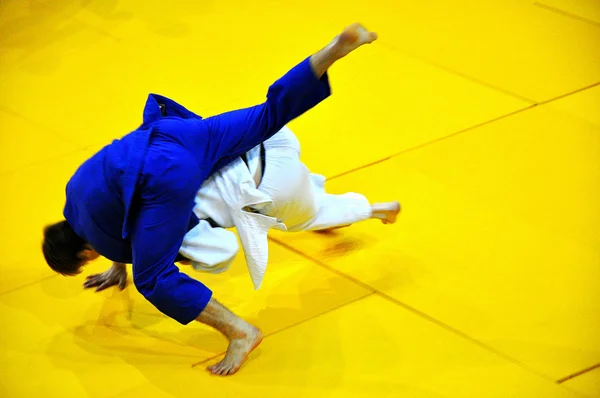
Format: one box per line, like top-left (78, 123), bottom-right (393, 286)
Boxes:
top-left (180, 127), bottom-right (372, 272)
top-left (255, 127), bottom-right (372, 232)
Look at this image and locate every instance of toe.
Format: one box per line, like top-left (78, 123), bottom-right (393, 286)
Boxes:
top-left (209, 361), bottom-right (224, 374)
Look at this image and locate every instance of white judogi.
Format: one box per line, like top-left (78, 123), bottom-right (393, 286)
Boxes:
top-left (179, 126), bottom-right (372, 289)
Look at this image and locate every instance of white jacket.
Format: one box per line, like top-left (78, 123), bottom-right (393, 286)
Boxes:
top-left (179, 147), bottom-right (287, 290)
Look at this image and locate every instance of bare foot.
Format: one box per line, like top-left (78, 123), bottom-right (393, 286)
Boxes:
top-left (334, 23), bottom-right (378, 57)
top-left (371, 201), bottom-right (401, 224)
top-left (309, 23), bottom-right (378, 78)
top-left (208, 325), bottom-right (263, 376)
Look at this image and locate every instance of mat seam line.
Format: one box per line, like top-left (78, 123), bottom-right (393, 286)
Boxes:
top-left (557, 363), bottom-right (600, 384)
top-left (537, 81), bottom-right (600, 106)
top-left (0, 274), bottom-right (58, 296)
top-left (533, 2), bottom-right (600, 27)
top-left (378, 41), bottom-right (537, 104)
top-left (190, 291), bottom-right (376, 367)
top-left (269, 236), bottom-right (558, 384)
top-left (328, 80), bottom-right (599, 181)
top-left (327, 104), bottom-right (536, 181)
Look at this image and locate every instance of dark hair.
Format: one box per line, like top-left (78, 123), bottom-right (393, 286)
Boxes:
top-left (42, 220), bottom-right (87, 276)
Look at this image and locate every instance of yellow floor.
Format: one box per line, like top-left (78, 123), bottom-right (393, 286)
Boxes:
top-left (1, 0), bottom-right (599, 396)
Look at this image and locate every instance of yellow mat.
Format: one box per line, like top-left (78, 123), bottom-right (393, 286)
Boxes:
top-left (1, 0), bottom-right (598, 396)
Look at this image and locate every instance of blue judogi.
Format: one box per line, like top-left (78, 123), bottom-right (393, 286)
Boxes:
top-left (63, 58), bottom-right (330, 324)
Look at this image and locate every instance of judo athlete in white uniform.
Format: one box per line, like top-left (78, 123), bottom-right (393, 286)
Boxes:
top-left (86, 125), bottom-right (400, 291)
top-left (183, 125), bottom-right (400, 286)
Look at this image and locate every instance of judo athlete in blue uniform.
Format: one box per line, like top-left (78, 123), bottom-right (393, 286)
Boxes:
top-left (41, 23), bottom-right (378, 375)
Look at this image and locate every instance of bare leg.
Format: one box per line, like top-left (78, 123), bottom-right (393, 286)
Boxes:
top-left (310, 23), bottom-right (378, 78)
top-left (314, 201), bottom-right (401, 233)
top-left (197, 298), bottom-right (263, 376)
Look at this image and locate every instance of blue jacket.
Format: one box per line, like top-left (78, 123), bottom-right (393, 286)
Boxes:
top-left (63, 58), bottom-right (330, 324)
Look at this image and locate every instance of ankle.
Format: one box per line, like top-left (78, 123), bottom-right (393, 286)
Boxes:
top-left (371, 203), bottom-right (386, 214)
top-left (225, 319), bottom-right (255, 340)
top-left (371, 210), bottom-right (385, 220)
